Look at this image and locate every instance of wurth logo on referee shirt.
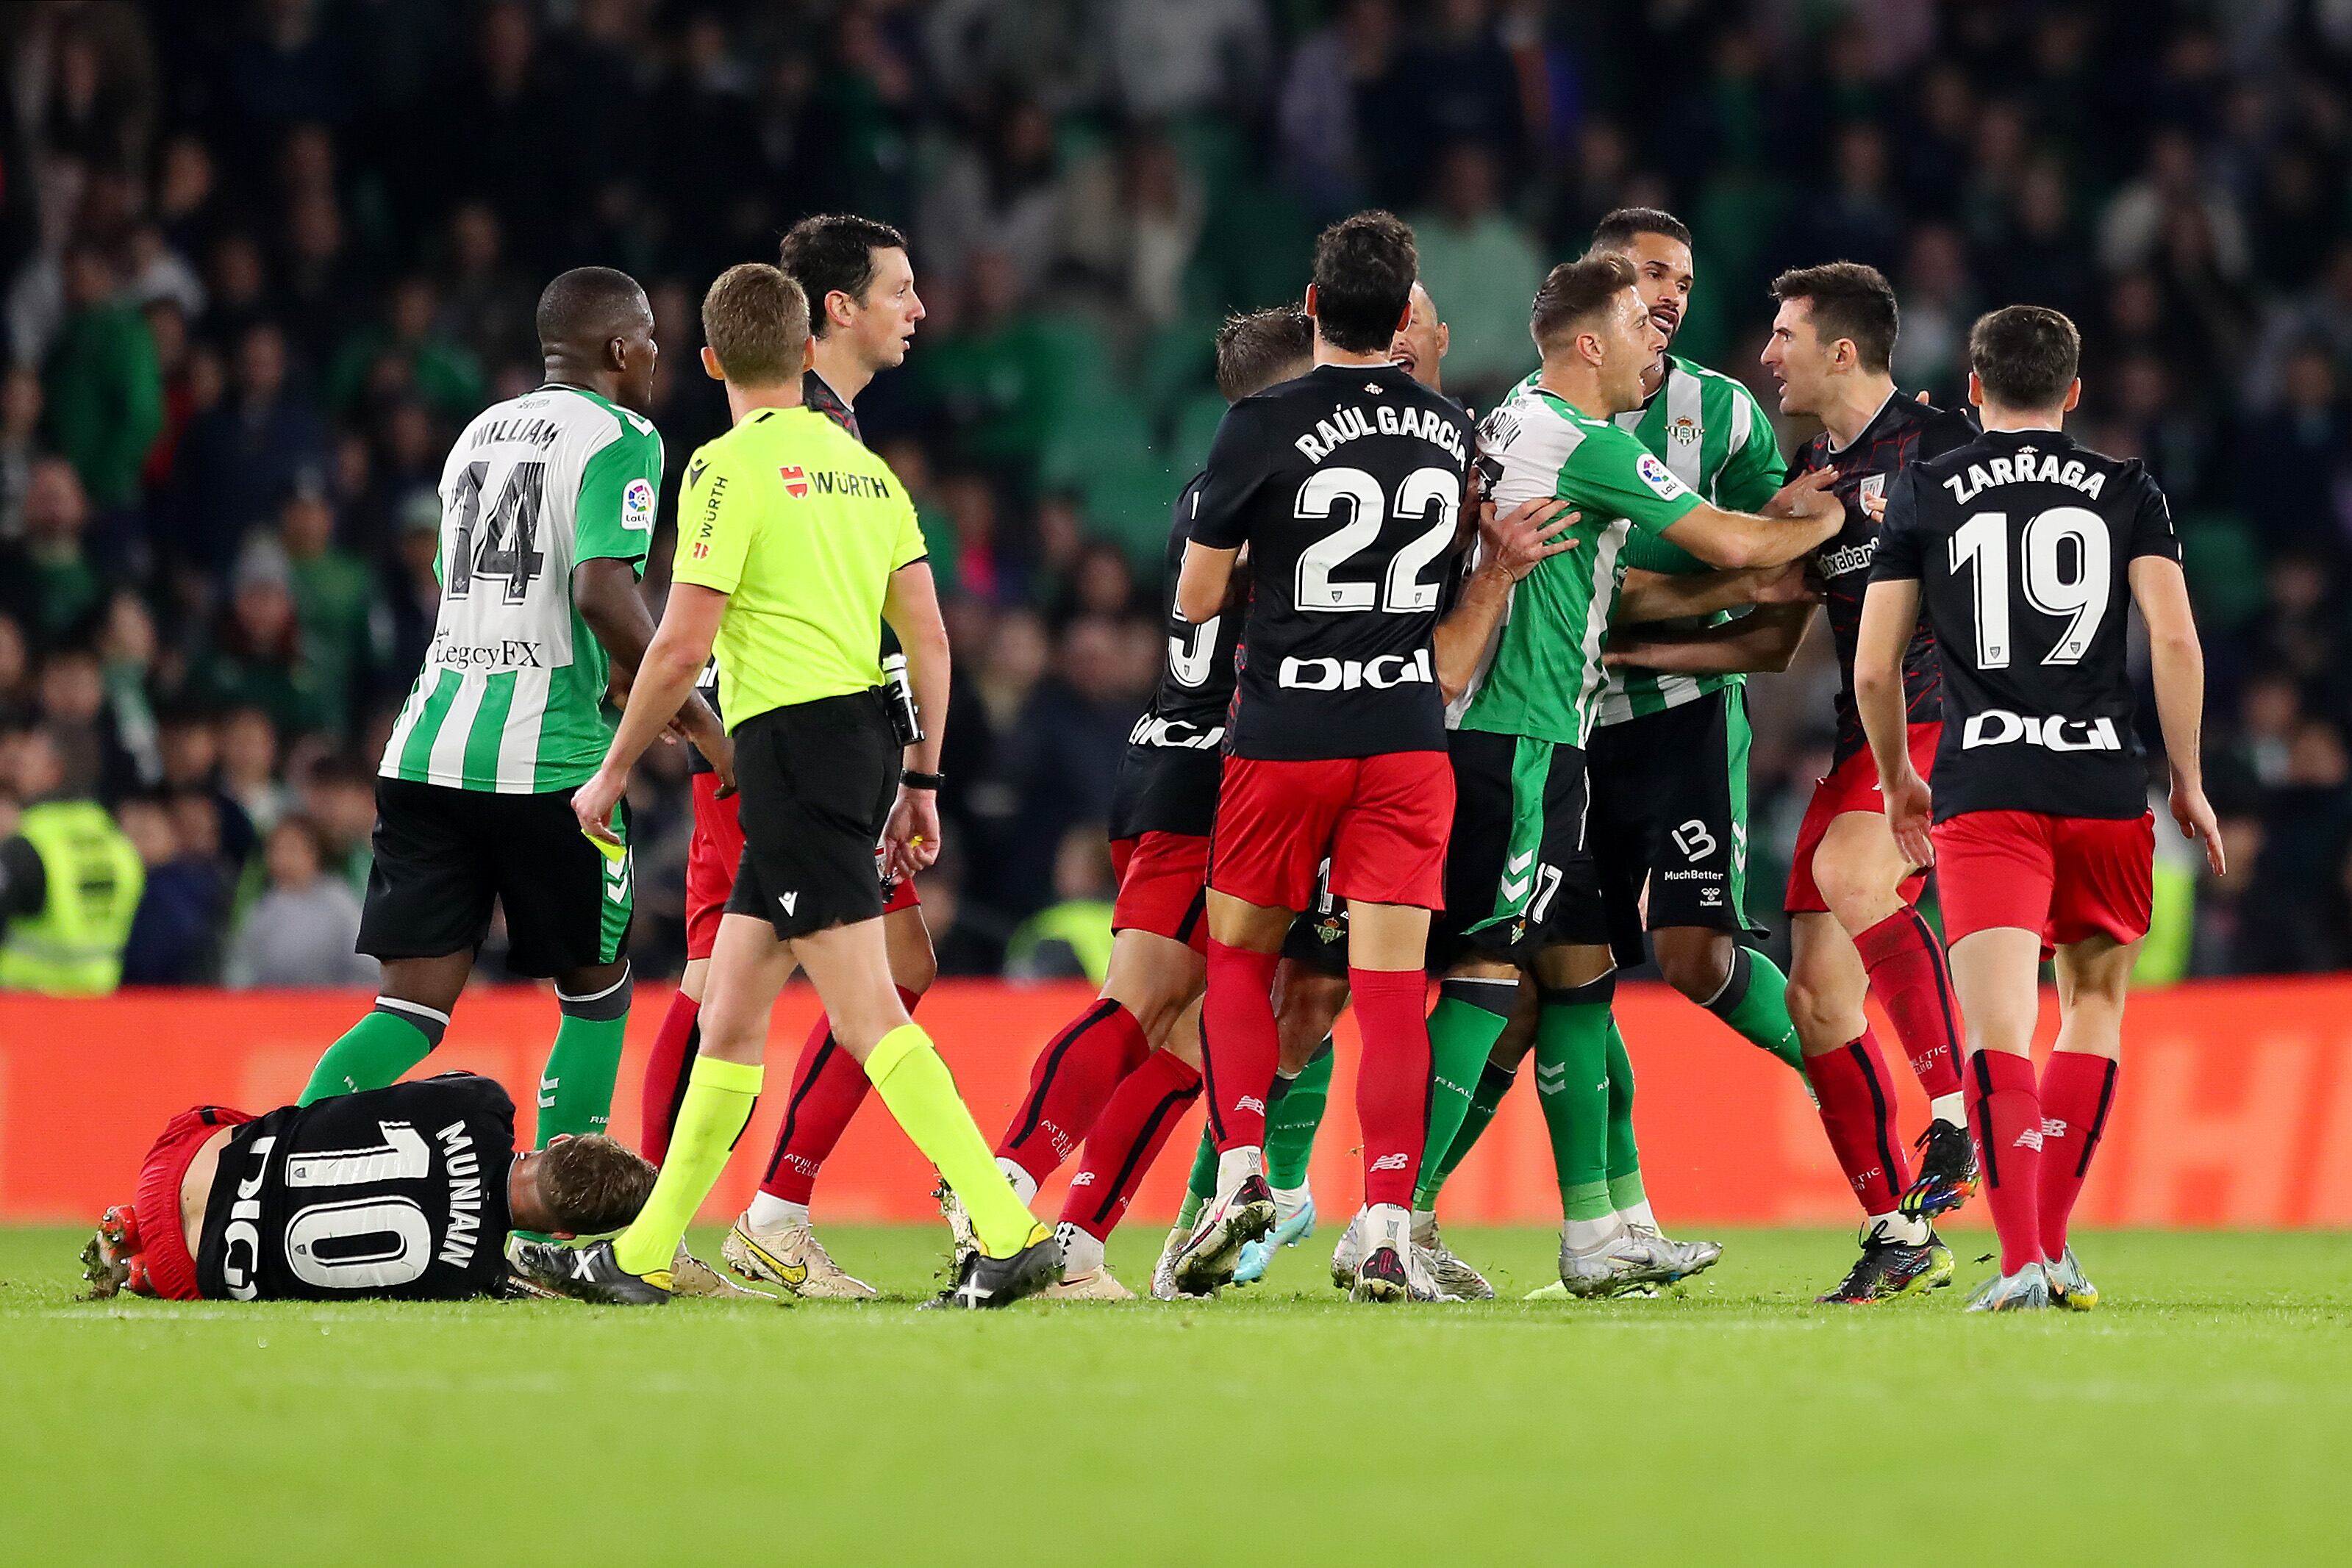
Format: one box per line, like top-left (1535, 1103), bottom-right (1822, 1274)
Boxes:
top-left (780, 465), bottom-right (810, 497)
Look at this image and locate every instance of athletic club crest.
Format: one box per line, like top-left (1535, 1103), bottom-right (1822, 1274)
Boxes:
top-left (1859, 473), bottom-right (1886, 509)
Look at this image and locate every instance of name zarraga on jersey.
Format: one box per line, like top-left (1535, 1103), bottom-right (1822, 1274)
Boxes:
top-left (1293, 396), bottom-right (1470, 467)
top-left (1941, 449), bottom-right (2110, 506)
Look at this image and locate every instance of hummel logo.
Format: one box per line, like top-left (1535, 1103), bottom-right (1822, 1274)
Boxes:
top-left (1369, 1152), bottom-right (1410, 1173)
top-left (1506, 849), bottom-right (1535, 873)
top-left (779, 892), bottom-right (798, 914)
top-left (1534, 1064), bottom-right (1567, 1093)
top-left (2013, 1126), bottom-right (2045, 1151)
top-left (537, 1075), bottom-right (557, 1110)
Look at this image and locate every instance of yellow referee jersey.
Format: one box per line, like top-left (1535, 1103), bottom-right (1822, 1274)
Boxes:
top-left (671, 404), bottom-right (928, 728)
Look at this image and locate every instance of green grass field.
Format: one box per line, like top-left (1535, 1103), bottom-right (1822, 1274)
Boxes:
top-left (5, 1223), bottom-right (2348, 1565)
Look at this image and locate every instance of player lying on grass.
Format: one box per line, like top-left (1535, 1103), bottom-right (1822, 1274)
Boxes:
top-left (1854, 304), bottom-right (2223, 1311)
top-left (84, 1074), bottom-right (653, 1303)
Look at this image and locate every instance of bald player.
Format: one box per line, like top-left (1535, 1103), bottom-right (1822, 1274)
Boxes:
top-left (295, 267), bottom-right (732, 1285)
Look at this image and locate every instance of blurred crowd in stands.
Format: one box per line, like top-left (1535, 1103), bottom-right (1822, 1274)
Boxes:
top-left (6, 0), bottom-right (2352, 984)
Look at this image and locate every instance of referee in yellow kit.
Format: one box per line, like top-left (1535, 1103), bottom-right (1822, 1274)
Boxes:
top-left (512, 262), bottom-right (1057, 1307)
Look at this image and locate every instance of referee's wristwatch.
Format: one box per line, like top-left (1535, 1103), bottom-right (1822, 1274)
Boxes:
top-left (901, 770), bottom-right (945, 791)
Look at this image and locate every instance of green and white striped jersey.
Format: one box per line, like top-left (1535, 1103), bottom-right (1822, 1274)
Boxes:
top-left (1454, 374), bottom-right (1703, 748)
top-left (380, 384), bottom-right (662, 793)
top-left (1594, 354), bottom-right (1785, 727)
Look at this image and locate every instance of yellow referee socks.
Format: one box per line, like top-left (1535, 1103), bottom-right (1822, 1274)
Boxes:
top-left (865, 1024), bottom-right (1043, 1258)
top-left (612, 1056), bottom-right (762, 1278)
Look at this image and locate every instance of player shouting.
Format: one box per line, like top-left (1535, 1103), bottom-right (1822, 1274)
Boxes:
top-left (635, 215), bottom-right (931, 1300)
top-left (296, 269), bottom-right (727, 1217)
top-left (1855, 305), bottom-right (2221, 1311)
top-left (1433, 252), bottom-right (1842, 1297)
top-left (86, 1075), bottom-right (653, 1303)
top-left (1612, 262), bottom-right (1981, 1302)
top-left (1170, 212), bottom-right (1478, 1302)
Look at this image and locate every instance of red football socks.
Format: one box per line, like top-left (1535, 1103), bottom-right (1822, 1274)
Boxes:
top-left (1805, 1031), bottom-right (1912, 1215)
top-left (996, 998), bottom-right (1151, 1183)
top-left (1349, 966), bottom-right (1432, 1210)
top-left (1060, 1048), bottom-right (1202, 1242)
top-left (2036, 1049), bottom-right (2117, 1260)
top-left (755, 985), bottom-right (920, 1205)
top-left (640, 989), bottom-right (700, 1165)
top-left (1854, 907), bottom-right (1965, 1101)
top-left (1202, 941), bottom-right (1282, 1150)
top-left (1970, 1048), bottom-right (2045, 1275)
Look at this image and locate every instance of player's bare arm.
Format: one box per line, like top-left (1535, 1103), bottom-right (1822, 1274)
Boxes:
top-left (1615, 554), bottom-right (1817, 626)
top-left (575, 556), bottom-right (732, 788)
top-left (1854, 576), bottom-right (1933, 867)
top-left (1175, 540), bottom-right (1238, 626)
top-left (573, 583), bottom-right (727, 843)
top-left (1656, 482), bottom-right (1842, 570)
top-left (1433, 497), bottom-right (1578, 701)
top-left (1604, 601), bottom-right (1815, 673)
top-left (881, 558), bottom-right (950, 878)
top-left (2131, 554), bottom-right (2226, 876)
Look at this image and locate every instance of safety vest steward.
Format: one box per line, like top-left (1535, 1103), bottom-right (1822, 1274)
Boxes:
top-left (0, 801), bottom-right (144, 996)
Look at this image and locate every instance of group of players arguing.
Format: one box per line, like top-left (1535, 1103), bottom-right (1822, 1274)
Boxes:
top-left (91, 197), bottom-right (2220, 1314)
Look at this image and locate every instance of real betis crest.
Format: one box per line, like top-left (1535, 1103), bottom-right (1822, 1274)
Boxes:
top-left (1670, 415), bottom-right (1701, 445)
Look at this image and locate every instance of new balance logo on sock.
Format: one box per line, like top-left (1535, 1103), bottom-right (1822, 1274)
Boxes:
top-left (2013, 1125), bottom-right (2045, 1151)
top-left (2042, 1117), bottom-right (2069, 1139)
top-left (1234, 1095), bottom-right (1267, 1115)
top-left (1069, 1171), bottom-right (1095, 1187)
top-left (778, 892), bottom-right (798, 914)
top-left (1369, 1152), bottom-right (1410, 1173)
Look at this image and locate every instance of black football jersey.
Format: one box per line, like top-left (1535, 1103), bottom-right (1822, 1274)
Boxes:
top-left (1190, 362), bottom-right (1476, 759)
top-left (689, 369), bottom-right (864, 776)
top-left (1871, 429), bottom-right (2180, 820)
top-left (196, 1075), bottom-right (518, 1301)
top-left (1793, 392), bottom-right (1978, 761)
top-left (1109, 472), bottom-right (1242, 840)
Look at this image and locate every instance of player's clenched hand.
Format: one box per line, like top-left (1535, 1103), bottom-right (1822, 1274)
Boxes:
top-left (2170, 773), bottom-right (2227, 876)
top-left (1762, 466), bottom-right (1841, 521)
top-left (573, 768), bottom-right (627, 847)
top-left (1883, 766), bottom-right (1935, 869)
top-left (1745, 559), bottom-right (1821, 605)
top-left (886, 786), bottom-right (941, 878)
top-left (1480, 498), bottom-right (1580, 581)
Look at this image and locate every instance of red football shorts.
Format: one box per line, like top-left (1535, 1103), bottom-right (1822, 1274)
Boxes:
top-left (687, 771), bottom-right (919, 960)
top-left (1209, 751), bottom-right (1453, 913)
top-left (134, 1105), bottom-right (255, 1301)
top-left (1110, 831), bottom-right (1211, 952)
top-left (1932, 809), bottom-right (2156, 951)
top-left (1785, 721), bottom-right (1942, 914)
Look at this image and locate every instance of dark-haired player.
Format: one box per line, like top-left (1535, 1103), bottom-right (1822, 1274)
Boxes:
top-left (84, 1074), bottom-right (654, 1302)
top-left (1857, 304), bottom-right (2221, 1311)
top-left (1437, 254), bottom-right (1840, 1297)
top-left (635, 215), bottom-right (929, 1298)
top-left (1614, 261), bottom-right (1980, 1303)
top-left (1171, 212), bottom-right (1479, 1301)
top-left (296, 268), bottom-right (726, 1226)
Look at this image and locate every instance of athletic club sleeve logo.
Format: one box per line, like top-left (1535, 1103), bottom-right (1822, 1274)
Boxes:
top-left (1635, 452), bottom-right (1690, 500)
top-left (779, 465), bottom-right (810, 498)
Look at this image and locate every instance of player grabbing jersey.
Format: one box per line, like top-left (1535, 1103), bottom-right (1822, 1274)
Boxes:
top-left (85, 1075), bottom-right (654, 1303)
top-left (1428, 253), bottom-right (1840, 1298)
top-left (636, 215), bottom-right (932, 1300)
top-left (1172, 212), bottom-right (1478, 1303)
top-left (295, 269), bottom-right (728, 1203)
top-left (1856, 305), bottom-right (2222, 1311)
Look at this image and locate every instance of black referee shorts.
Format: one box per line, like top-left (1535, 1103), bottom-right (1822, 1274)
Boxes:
top-left (724, 690), bottom-right (902, 940)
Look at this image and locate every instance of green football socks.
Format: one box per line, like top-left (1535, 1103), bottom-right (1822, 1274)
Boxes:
top-left (1534, 977), bottom-right (1616, 1227)
top-left (612, 1055), bottom-right (761, 1277)
top-left (296, 1001), bottom-right (443, 1106)
top-left (1604, 1018), bottom-right (1645, 1213)
top-left (865, 1025), bottom-right (1042, 1258)
top-left (537, 967), bottom-right (632, 1145)
top-left (1417, 978), bottom-right (1516, 1200)
top-left (1265, 1044), bottom-right (1332, 1191)
top-left (1707, 945), bottom-right (1803, 1073)
top-left (1420, 1059), bottom-right (1518, 1207)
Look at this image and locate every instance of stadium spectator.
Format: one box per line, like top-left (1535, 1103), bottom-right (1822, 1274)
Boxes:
top-left (224, 812), bottom-right (374, 989)
top-left (0, 459), bottom-right (106, 650)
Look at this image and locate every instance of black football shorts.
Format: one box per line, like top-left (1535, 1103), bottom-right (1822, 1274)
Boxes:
top-left (724, 691), bottom-right (902, 941)
top-left (1587, 687), bottom-right (1764, 969)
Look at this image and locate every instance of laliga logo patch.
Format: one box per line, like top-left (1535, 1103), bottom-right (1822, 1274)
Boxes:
top-left (622, 476), bottom-right (656, 531)
top-left (1635, 452), bottom-right (1689, 500)
top-left (779, 465), bottom-right (811, 498)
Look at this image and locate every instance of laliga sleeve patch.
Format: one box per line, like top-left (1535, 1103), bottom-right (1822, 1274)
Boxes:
top-left (623, 476), bottom-right (657, 531)
top-left (1635, 452), bottom-right (1690, 501)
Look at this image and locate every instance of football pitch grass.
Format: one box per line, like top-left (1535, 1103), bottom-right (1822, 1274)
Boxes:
top-left (5, 1225), bottom-right (2347, 1566)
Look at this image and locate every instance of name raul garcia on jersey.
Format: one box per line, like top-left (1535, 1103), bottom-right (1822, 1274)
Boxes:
top-left (1293, 399), bottom-right (1470, 466)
